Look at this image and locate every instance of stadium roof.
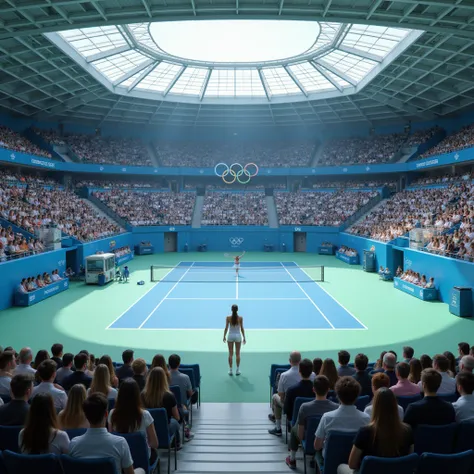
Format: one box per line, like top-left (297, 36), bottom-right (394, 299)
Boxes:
top-left (47, 21), bottom-right (420, 104)
top-left (1, 0), bottom-right (474, 127)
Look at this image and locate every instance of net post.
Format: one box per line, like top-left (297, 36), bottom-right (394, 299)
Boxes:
top-left (322, 265), bottom-right (324, 282)
top-left (150, 265), bottom-right (153, 282)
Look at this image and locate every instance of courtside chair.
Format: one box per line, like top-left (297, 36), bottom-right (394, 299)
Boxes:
top-left (286, 396), bottom-right (313, 443)
top-left (315, 430), bottom-right (357, 474)
top-left (418, 450), bottom-right (474, 474)
top-left (358, 453), bottom-right (419, 474)
top-left (60, 455), bottom-right (119, 474)
top-left (269, 365), bottom-right (290, 405)
top-left (2, 450), bottom-right (62, 474)
top-left (396, 394), bottom-right (422, 411)
top-left (301, 416), bottom-right (322, 474)
top-left (148, 408), bottom-right (177, 474)
top-left (0, 425), bottom-right (22, 452)
top-left (414, 423), bottom-right (457, 455)
top-left (455, 421), bottom-right (474, 453)
top-left (65, 428), bottom-right (87, 440)
top-left (180, 364), bottom-right (201, 407)
top-left (438, 392), bottom-right (459, 403)
top-left (355, 395), bottom-right (370, 412)
top-left (170, 384), bottom-right (188, 440)
top-left (113, 431), bottom-right (160, 474)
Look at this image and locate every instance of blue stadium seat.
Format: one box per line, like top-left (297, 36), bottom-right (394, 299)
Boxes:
top-left (418, 450), bottom-right (474, 474)
top-left (60, 455), bottom-right (118, 474)
top-left (148, 407), bottom-right (177, 474)
top-left (180, 363), bottom-right (201, 407)
top-left (455, 422), bottom-right (474, 453)
top-left (355, 395), bottom-right (370, 412)
top-left (0, 395), bottom-right (11, 404)
top-left (113, 431), bottom-right (159, 474)
top-left (0, 425), bottom-right (22, 452)
top-left (0, 452), bottom-right (7, 474)
top-left (359, 453), bottom-right (419, 474)
top-left (315, 430), bottom-right (357, 474)
top-left (2, 450), bottom-right (62, 474)
top-left (170, 384), bottom-right (188, 440)
top-left (301, 416), bottom-right (322, 474)
top-left (65, 428), bottom-right (87, 440)
top-left (438, 392), bottom-right (459, 403)
top-left (269, 364), bottom-right (290, 404)
top-left (179, 367), bottom-right (198, 414)
top-left (414, 423), bottom-right (457, 455)
top-left (397, 394), bottom-right (422, 411)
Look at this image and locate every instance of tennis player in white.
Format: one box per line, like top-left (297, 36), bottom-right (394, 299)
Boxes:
top-left (233, 251), bottom-right (245, 277)
top-left (223, 304), bottom-right (246, 376)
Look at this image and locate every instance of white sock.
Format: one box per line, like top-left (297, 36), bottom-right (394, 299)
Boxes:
top-left (275, 420), bottom-right (281, 430)
top-left (290, 451), bottom-right (296, 461)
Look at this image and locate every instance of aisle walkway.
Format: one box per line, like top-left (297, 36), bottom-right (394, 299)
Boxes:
top-left (174, 403), bottom-right (297, 474)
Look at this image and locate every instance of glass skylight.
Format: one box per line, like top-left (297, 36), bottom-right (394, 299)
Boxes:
top-left (49, 20), bottom-right (423, 105)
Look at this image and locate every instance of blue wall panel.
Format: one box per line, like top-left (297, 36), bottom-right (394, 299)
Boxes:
top-left (339, 233), bottom-right (392, 269)
top-left (0, 249), bottom-right (67, 310)
top-left (76, 233), bottom-right (133, 268)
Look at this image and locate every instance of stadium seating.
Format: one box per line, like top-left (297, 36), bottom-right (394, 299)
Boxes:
top-left (0, 126), bottom-right (52, 159)
top-left (2, 450), bottom-right (62, 474)
top-left (358, 453), bottom-right (419, 474)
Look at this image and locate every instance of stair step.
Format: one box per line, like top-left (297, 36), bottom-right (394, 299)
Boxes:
top-left (179, 453), bottom-right (283, 463)
top-left (176, 461), bottom-right (289, 473)
top-left (183, 445), bottom-right (286, 454)
top-left (190, 439), bottom-right (283, 447)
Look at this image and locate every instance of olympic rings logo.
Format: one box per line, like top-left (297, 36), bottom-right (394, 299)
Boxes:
top-left (229, 237), bottom-right (244, 247)
top-left (214, 163), bottom-right (259, 184)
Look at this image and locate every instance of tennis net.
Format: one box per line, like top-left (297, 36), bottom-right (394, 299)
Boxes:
top-left (150, 264), bottom-right (324, 283)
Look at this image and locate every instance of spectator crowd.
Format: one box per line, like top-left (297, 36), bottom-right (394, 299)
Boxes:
top-left (275, 190), bottom-right (379, 226)
top-left (94, 190), bottom-right (194, 226)
top-left (421, 123), bottom-right (474, 158)
top-left (201, 192), bottom-right (268, 226)
top-left (17, 269), bottom-right (64, 293)
top-left (0, 126), bottom-right (52, 159)
top-left (396, 267), bottom-right (435, 288)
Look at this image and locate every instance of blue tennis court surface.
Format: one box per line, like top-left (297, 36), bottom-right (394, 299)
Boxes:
top-left (107, 262), bottom-right (367, 330)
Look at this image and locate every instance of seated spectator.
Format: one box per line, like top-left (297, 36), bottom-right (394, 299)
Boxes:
top-left (56, 353), bottom-right (74, 385)
top-left (403, 346), bottom-right (414, 363)
top-left (420, 354), bottom-right (433, 370)
top-left (151, 354), bottom-right (171, 382)
top-left (116, 349), bottom-right (134, 383)
top-left (403, 368), bottom-right (456, 428)
top-left (62, 353), bottom-right (92, 391)
top-left (0, 125), bottom-right (52, 159)
top-left (0, 350), bottom-right (16, 396)
top-left (51, 343), bottom-right (64, 368)
top-left (420, 123), bottom-right (474, 159)
top-left (35, 274), bottom-right (45, 288)
top-left (314, 377), bottom-right (370, 456)
top-left (268, 351), bottom-right (302, 435)
top-left (353, 353), bottom-right (372, 398)
top-left (31, 359), bottom-right (67, 411)
top-left (98, 355), bottom-right (119, 388)
top-left (58, 384), bottom-right (89, 429)
top-left (19, 393), bottom-right (70, 454)
top-left (365, 373), bottom-right (404, 419)
top-left (383, 353), bottom-right (397, 387)
top-left (338, 350), bottom-right (356, 376)
top-left (13, 347), bottom-right (36, 376)
top-left (51, 269), bottom-right (62, 281)
top-left (142, 367), bottom-right (181, 448)
top-left (458, 342), bottom-right (471, 363)
top-left (17, 278), bottom-right (28, 293)
top-left (432, 354), bottom-right (456, 394)
top-left (408, 359), bottom-right (422, 383)
top-left (0, 374), bottom-right (32, 426)
top-left (338, 388), bottom-right (414, 474)
top-left (286, 375), bottom-right (338, 469)
top-left (459, 355), bottom-right (474, 374)
top-left (453, 372), bottom-right (474, 422)
top-left (320, 358), bottom-right (339, 390)
top-left (444, 351), bottom-right (457, 377)
top-left (312, 358), bottom-right (323, 376)
top-left (132, 358), bottom-right (147, 391)
top-left (425, 277), bottom-right (435, 288)
top-left (87, 364), bottom-right (118, 400)
top-left (69, 393), bottom-right (146, 474)
top-left (270, 358), bottom-right (314, 436)
top-left (390, 362), bottom-right (421, 396)
top-left (64, 267), bottom-right (75, 278)
top-left (108, 379), bottom-right (159, 462)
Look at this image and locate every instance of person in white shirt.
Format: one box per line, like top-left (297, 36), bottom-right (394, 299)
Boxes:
top-left (69, 392), bottom-right (145, 474)
top-left (13, 347), bottom-right (36, 376)
top-left (31, 359), bottom-right (67, 411)
top-left (432, 354), bottom-right (456, 394)
top-left (268, 351), bottom-right (303, 435)
top-left (453, 373), bottom-right (474, 422)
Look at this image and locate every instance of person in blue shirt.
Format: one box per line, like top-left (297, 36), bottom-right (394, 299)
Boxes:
top-left (123, 266), bottom-right (130, 282)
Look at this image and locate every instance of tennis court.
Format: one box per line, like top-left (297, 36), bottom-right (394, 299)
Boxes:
top-left (107, 261), bottom-right (367, 331)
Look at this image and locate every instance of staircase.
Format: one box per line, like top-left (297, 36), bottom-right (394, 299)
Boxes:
top-left (80, 198), bottom-right (125, 230)
top-left (396, 146), bottom-right (418, 163)
top-left (147, 143), bottom-right (161, 167)
top-left (175, 403), bottom-right (291, 474)
top-left (310, 141), bottom-right (325, 167)
top-left (192, 195), bottom-right (204, 228)
top-left (53, 145), bottom-right (75, 163)
top-left (266, 195), bottom-right (279, 228)
top-left (347, 199), bottom-right (387, 229)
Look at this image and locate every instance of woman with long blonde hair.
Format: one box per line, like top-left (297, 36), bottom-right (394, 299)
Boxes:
top-left (151, 354), bottom-right (171, 382)
top-left (338, 388), bottom-right (413, 474)
top-left (99, 354), bottom-right (119, 388)
top-left (58, 384), bottom-right (89, 429)
top-left (87, 364), bottom-right (118, 399)
top-left (142, 367), bottom-right (181, 447)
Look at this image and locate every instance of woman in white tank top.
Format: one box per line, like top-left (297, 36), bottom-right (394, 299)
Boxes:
top-left (223, 304), bottom-right (246, 376)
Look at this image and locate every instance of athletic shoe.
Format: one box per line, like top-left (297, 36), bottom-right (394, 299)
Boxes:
top-left (285, 456), bottom-right (296, 469)
top-left (228, 369), bottom-right (233, 376)
top-left (236, 368), bottom-right (241, 376)
top-left (268, 414), bottom-right (276, 423)
top-left (268, 427), bottom-right (282, 437)
top-left (184, 428), bottom-right (194, 441)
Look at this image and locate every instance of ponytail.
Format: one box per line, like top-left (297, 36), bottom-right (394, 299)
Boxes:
top-left (231, 305), bottom-right (238, 326)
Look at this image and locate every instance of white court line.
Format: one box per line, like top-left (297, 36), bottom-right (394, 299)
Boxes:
top-left (280, 262), bottom-right (335, 330)
top-left (108, 327), bottom-right (368, 331)
top-left (166, 297), bottom-right (308, 300)
top-left (294, 262), bottom-right (368, 330)
top-left (105, 262), bottom-right (183, 330)
top-left (137, 263), bottom-right (195, 329)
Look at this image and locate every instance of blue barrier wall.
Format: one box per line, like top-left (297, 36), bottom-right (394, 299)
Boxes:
top-left (339, 233), bottom-right (393, 269)
top-left (0, 249), bottom-right (67, 310)
top-left (76, 233), bottom-right (133, 268)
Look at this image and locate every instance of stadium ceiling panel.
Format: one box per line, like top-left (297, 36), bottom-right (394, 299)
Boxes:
top-left (1, 1), bottom-right (474, 126)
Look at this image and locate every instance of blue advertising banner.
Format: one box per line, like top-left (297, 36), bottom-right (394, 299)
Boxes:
top-left (393, 277), bottom-right (438, 301)
top-left (15, 278), bottom-right (69, 306)
top-left (336, 251), bottom-right (360, 265)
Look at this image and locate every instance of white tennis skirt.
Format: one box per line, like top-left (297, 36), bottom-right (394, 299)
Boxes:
top-left (233, 263), bottom-right (240, 269)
